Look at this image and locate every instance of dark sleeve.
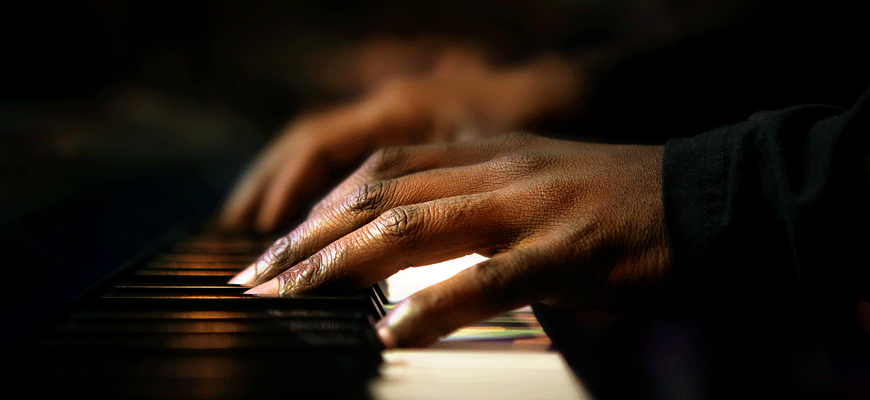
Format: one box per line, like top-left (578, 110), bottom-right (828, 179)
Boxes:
top-left (662, 86), bottom-right (870, 314)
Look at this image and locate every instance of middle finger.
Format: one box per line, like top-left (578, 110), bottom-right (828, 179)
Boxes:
top-left (238, 161), bottom-right (502, 287)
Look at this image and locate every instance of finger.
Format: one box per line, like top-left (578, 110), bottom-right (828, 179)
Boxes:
top-left (244, 191), bottom-right (524, 296)
top-left (222, 98), bottom-right (394, 231)
top-left (374, 248), bottom-right (548, 348)
top-left (219, 140), bottom-right (291, 230)
top-left (308, 132), bottom-right (539, 219)
top-left (235, 161), bottom-right (502, 286)
top-left (255, 150), bottom-right (326, 233)
top-left (233, 133), bottom-right (550, 286)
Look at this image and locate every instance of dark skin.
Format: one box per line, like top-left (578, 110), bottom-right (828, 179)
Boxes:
top-left (220, 34), bottom-right (694, 348)
top-left (220, 55), bottom-right (581, 232)
top-left (231, 133), bottom-right (671, 348)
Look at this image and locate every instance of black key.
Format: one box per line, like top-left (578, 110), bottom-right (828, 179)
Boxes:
top-left (87, 295), bottom-right (384, 318)
top-left (145, 261), bottom-right (249, 270)
top-left (152, 253), bottom-right (256, 263)
top-left (57, 318), bottom-right (365, 334)
top-left (126, 269), bottom-right (239, 284)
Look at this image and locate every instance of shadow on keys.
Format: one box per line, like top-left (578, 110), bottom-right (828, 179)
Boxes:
top-left (0, 228), bottom-right (589, 399)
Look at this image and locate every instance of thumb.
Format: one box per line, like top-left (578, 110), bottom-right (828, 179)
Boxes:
top-left (375, 252), bottom-right (539, 348)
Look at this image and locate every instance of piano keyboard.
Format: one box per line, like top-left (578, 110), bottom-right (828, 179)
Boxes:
top-left (1, 229), bottom-right (387, 399)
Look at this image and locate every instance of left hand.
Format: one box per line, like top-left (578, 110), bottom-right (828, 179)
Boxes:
top-left (219, 54), bottom-right (580, 233)
top-left (232, 133), bottom-right (672, 347)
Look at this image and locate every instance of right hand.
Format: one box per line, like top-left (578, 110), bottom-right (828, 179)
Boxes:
top-left (233, 133), bottom-right (671, 347)
top-left (220, 54), bottom-right (581, 232)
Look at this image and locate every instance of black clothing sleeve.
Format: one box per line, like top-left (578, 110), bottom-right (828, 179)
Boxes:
top-left (662, 85), bottom-right (870, 313)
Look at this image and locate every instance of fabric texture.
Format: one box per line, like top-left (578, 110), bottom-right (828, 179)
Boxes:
top-left (663, 86), bottom-right (870, 313)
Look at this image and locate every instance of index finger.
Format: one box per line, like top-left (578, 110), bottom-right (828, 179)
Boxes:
top-left (230, 133), bottom-right (542, 286)
top-left (244, 192), bottom-right (518, 296)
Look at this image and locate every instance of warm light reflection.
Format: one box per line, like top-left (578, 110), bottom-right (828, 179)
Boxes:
top-left (150, 356), bottom-right (244, 378)
top-left (385, 253), bottom-right (489, 302)
top-left (76, 311), bottom-right (255, 319)
top-left (168, 333), bottom-right (242, 349)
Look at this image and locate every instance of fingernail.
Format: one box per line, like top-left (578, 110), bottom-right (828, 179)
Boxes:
top-left (228, 264), bottom-right (257, 286)
top-left (244, 279), bottom-right (280, 296)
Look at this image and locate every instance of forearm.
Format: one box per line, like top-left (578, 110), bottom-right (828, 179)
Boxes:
top-left (663, 86), bottom-right (870, 313)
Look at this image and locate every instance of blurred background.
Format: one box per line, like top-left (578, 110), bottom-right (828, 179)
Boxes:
top-left (1, 0), bottom-right (578, 344)
top-left (0, 0), bottom-right (633, 343)
top-left (2, 1), bottom-right (868, 398)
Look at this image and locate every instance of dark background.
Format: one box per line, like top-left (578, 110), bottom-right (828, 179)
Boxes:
top-left (0, 0), bottom-right (557, 344)
top-left (2, 1), bottom-right (868, 399)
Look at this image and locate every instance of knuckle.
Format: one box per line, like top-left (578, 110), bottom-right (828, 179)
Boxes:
top-left (253, 236), bottom-right (294, 283)
top-left (375, 205), bottom-right (424, 242)
top-left (490, 150), bottom-right (554, 176)
top-left (281, 251), bottom-right (329, 294)
top-left (469, 260), bottom-right (512, 294)
top-left (364, 147), bottom-right (405, 175)
top-left (467, 257), bottom-right (529, 308)
top-left (345, 180), bottom-right (390, 214)
top-left (262, 237), bottom-right (291, 266)
top-left (301, 252), bottom-right (327, 284)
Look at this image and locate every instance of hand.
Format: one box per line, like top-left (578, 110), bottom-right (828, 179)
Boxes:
top-left (219, 55), bottom-right (580, 232)
top-left (232, 133), bottom-right (672, 347)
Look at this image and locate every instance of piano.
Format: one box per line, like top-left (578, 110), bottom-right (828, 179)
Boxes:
top-left (0, 224), bottom-right (588, 399)
top-left (0, 69), bottom-right (586, 398)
